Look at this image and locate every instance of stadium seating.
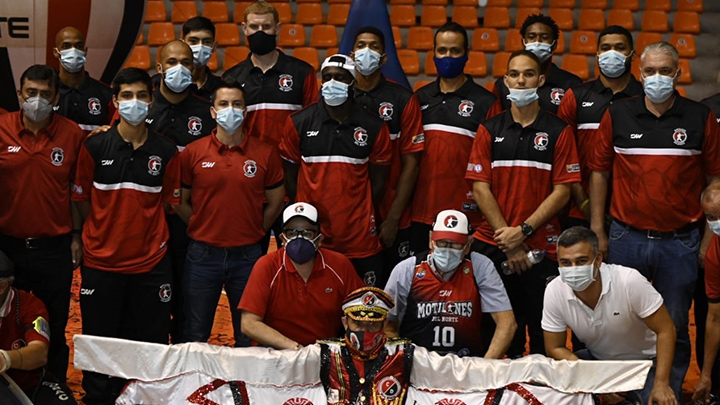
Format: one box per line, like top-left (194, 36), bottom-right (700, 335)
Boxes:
top-left (635, 32), bottom-right (662, 54)
top-left (278, 24), bottom-right (306, 47)
top-left (492, 51), bottom-right (511, 77)
top-left (310, 25), bottom-right (338, 48)
top-left (504, 29), bottom-right (523, 52)
top-left (148, 22), bottom-right (175, 46)
top-left (421, 6), bottom-right (448, 28)
top-left (550, 0), bottom-right (575, 8)
top-left (674, 12), bottom-right (700, 34)
top-left (202, 2), bottom-right (229, 22)
top-left (548, 8), bottom-right (573, 31)
top-left (424, 52), bottom-right (437, 76)
top-left (518, 0), bottom-right (543, 7)
top-left (233, 2), bottom-right (251, 23)
top-left (392, 26), bottom-right (403, 49)
top-left (581, 0), bottom-right (606, 9)
top-left (607, 9), bottom-right (634, 31)
top-left (466, 51), bottom-right (488, 76)
top-left (578, 9), bottom-right (605, 31)
top-left (222, 46), bottom-right (249, 70)
top-left (293, 47), bottom-right (320, 70)
top-left (515, 8), bottom-right (541, 28)
top-left (171, 2), bottom-right (198, 23)
top-left (613, 0), bottom-right (639, 10)
top-left (641, 10), bottom-right (668, 33)
top-left (391, 5), bottom-right (416, 27)
top-left (398, 49), bottom-right (420, 75)
top-left (678, 0), bottom-right (703, 12)
top-left (124, 45), bottom-right (151, 70)
top-left (215, 23), bottom-right (240, 46)
top-left (296, 3), bottom-right (323, 25)
top-left (452, 6), bottom-right (478, 29)
top-left (407, 27), bottom-right (434, 51)
top-left (326, 4), bottom-right (350, 25)
top-left (483, 8), bottom-right (510, 29)
top-left (670, 33), bottom-right (697, 58)
top-left (472, 28), bottom-right (500, 52)
top-left (561, 54), bottom-right (590, 80)
top-left (569, 31), bottom-right (597, 55)
top-left (645, 0), bottom-right (671, 11)
top-left (145, 2), bottom-right (167, 23)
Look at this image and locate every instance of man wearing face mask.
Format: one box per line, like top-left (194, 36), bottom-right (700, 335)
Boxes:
top-left (384, 210), bottom-right (515, 358)
top-left (589, 41), bottom-right (720, 400)
top-left (466, 50), bottom-right (580, 357)
top-left (410, 22), bottom-right (499, 256)
top-left (557, 26), bottom-right (643, 228)
top-left (53, 26), bottom-right (114, 132)
top-left (319, 287), bottom-right (413, 405)
top-left (174, 82), bottom-right (285, 346)
top-left (239, 203), bottom-right (363, 349)
top-left (543, 227), bottom-right (677, 405)
top-left (489, 14), bottom-right (581, 115)
top-left (72, 68), bottom-right (181, 405)
top-left (280, 54), bottom-right (391, 287)
top-left (350, 26), bottom-right (424, 273)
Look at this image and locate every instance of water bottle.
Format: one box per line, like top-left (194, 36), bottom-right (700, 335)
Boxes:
top-left (501, 249), bottom-right (546, 275)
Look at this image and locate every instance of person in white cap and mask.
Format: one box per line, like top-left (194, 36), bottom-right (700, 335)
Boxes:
top-left (384, 210), bottom-right (516, 358)
top-left (239, 202), bottom-right (363, 350)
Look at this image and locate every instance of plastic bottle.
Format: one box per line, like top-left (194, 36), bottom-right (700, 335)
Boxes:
top-left (501, 249), bottom-right (546, 275)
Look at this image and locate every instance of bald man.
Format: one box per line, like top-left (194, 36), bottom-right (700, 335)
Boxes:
top-left (53, 26), bottom-right (114, 131)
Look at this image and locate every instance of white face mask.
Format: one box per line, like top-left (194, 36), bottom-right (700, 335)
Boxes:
top-left (559, 258), bottom-right (597, 292)
top-left (163, 64), bottom-right (193, 93)
top-left (643, 72), bottom-right (676, 104)
top-left (58, 47), bottom-right (87, 73)
top-left (118, 99), bottom-right (149, 126)
top-left (708, 219), bottom-right (720, 236)
top-left (354, 47), bottom-right (382, 76)
top-left (431, 247), bottom-right (465, 273)
top-left (524, 41), bottom-right (554, 63)
top-left (321, 79), bottom-right (350, 107)
top-left (190, 44), bottom-right (213, 67)
top-left (22, 96), bottom-right (54, 122)
top-left (506, 87), bottom-right (539, 107)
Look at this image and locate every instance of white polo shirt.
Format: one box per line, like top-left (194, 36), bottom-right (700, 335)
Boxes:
top-left (541, 263), bottom-right (663, 360)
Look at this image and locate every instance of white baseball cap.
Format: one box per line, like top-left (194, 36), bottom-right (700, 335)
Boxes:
top-left (432, 210), bottom-right (470, 244)
top-left (283, 202), bottom-right (319, 226)
top-left (321, 54), bottom-right (356, 78)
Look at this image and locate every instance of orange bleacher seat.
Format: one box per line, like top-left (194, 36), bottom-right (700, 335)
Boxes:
top-left (677, 86), bottom-right (687, 97)
top-left (425, 52), bottom-right (437, 76)
top-left (222, 46), bottom-right (249, 70)
top-left (145, 1), bottom-right (166, 23)
top-left (678, 0), bottom-right (703, 12)
top-left (612, 0), bottom-right (638, 10)
top-left (136, 32), bottom-right (144, 45)
top-left (215, 23), bottom-right (240, 46)
top-left (275, 2), bottom-right (292, 23)
top-left (515, 8), bottom-right (541, 28)
top-left (561, 54), bottom-right (590, 80)
top-left (504, 29), bottom-right (523, 51)
top-left (483, 7), bottom-right (510, 29)
top-left (414, 80), bottom-right (433, 92)
top-left (148, 23), bottom-right (175, 46)
top-left (549, 0), bottom-right (575, 7)
top-left (408, 27), bottom-right (434, 50)
top-left (607, 9), bottom-right (634, 30)
top-left (392, 26), bottom-right (403, 49)
top-left (678, 59), bottom-right (692, 84)
top-left (518, 0), bottom-right (543, 6)
top-left (422, 6), bottom-right (448, 28)
top-left (454, 0), bottom-right (478, 5)
top-left (325, 48), bottom-right (339, 59)
top-left (641, 10), bottom-right (668, 33)
top-left (233, 2), bottom-right (251, 23)
top-left (124, 46), bottom-right (151, 70)
top-left (310, 25), bottom-right (338, 48)
top-left (391, 5), bottom-right (416, 27)
top-left (293, 47), bottom-right (320, 70)
top-left (278, 24), bottom-right (306, 47)
top-left (645, 0), bottom-right (671, 11)
top-left (580, 0), bottom-right (606, 9)
top-left (549, 8), bottom-right (574, 31)
top-left (486, 0), bottom-right (511, 6)
top-left (423, 0), bottom-right (448, 5)
top-left (327, 4), bottom-right (350, 25)
top-left (631, 56), bottom-right (640, 77)
top-left (579, 9), bottom-right (605, 31)
top-left (203, 2), bottom-right (229, 22)
top-left (466, 51), bottom-right (487, 76)
top-left (674, 12), bottom-right (700, 34)
top-left (391, 0), bottom-right (415, 4)
top-left (553, 32), bottom-right (566, 54)
top-left (155, 45), bottom-right (164, 67)
top-left (207, 52), bottom-right (218, 71)
top-left (328, 0), bottom-right (352, 3)
top-left (472, 28), bottom-right (500, 52)
top-left (635, 32), bottom-right (662, 54)
top-left (296, 4), bottom-right (323, 25)
top-left (569, 31), bottom-right (597, 55)
top-left (670, 33), bottom-right (696, 58)
top-left (492, 51), bottom-right (511, 78)
top-left (453, 6), bottom-right (478, 28)
top-left (398, 49), bottom-right (420, 75)
top-left (171, 2), bottom-right (198, 24)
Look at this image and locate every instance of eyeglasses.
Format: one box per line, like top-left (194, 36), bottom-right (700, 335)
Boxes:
top-left (434, 240), bottom-right (464, 250)
top-left (282, 228), bottom-right (318, 239)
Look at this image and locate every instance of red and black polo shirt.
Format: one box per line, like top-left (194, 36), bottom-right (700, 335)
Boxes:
top-left (0, 112), bottom-right (85, 238)
top-left (354, 78), bottom-right (424, 230)
top-left (466, 110), bottom-right (580, 260)
top-left (146, 87), bottom-right (216, 149)
top-left (222, 51), bottom-right (319, 147)
top-left (279, 101), bottom-right (392, 259)
top-left (180, 130), bottom-right (284, 247)
top-left (589, 94), bottom-right (720, 232)
top-left (72, 126), bottom-right (181, 274)
top-left (411, 76), bottom-right (500, 228)
top-left (702, 93), bottom-right (720, 128)
top-left (491, 63), bottom-right (582, 115)
top-left (56, 73), bottom-right (115, 132)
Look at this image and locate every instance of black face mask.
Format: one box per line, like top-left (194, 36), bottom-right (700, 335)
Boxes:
top-left (248, 31), bottom-right (277, 56)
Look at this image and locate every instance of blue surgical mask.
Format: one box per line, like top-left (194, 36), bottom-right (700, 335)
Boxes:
top-left (524, 41), bottom-right (553, 63)
top-left (708, 219), bottom-right (720, 236)
top-left (433, 55), bottom-right (468, 79)
top-left (432, 247), bottom-right (465, 273)
top-left (58, 48), bottom-right (86, 73)
top-left (190, 44), bottom-right (213, 67)
top-left (163, 64), bottom-right (193, 93)
top-left (321, 79), bottom-right (350, 107)
top-left (507, 87), bottom-right (539, 107)
top-left (559, 259), bottom-right (597, 292)
top-left (118, 99), bottom-right (149, 126)
top-left (354, 47), bottom-right (382, 76)
top-left (215, 107), bottom-right (244, 134)
top-left (643, 73), bottom-right (676, 103)
top-left (597, 50), bottom-right (629, 79)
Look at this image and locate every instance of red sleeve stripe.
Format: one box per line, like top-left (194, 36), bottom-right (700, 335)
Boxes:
top-left (423, 124), bottom-right (476, 138)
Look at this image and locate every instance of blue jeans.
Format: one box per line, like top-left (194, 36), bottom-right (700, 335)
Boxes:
top-left (608, 220), bottom-right (699, 400)
top-left (183, 240), bottom-right (263, 346)
top-left (575, 349), bottom-right (653, 405)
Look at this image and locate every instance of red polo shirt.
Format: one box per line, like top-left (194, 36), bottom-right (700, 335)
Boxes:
top-left (706, 234), bottom-right (720, 302)
top-left (180, 130), bottom-right (284, 247)
top-left (238, 247), bottom-right (364, 346)
top-left (0, 112), bottom-right (85, 238)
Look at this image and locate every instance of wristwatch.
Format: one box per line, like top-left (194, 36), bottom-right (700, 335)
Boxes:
top-left (521, 222), bottom-right (534, 237)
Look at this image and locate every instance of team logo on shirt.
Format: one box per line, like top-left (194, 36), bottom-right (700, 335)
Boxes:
top-left (458, 100), bottom-right (474, 117)
top-left (444, 215), bottom-right (459, 229)
top-left (363, 271), bottom-right (376, 286)
top-left (188, 116), bottom-right (203, 136)
top-left (159, 283), bottom-right (172, 303)
top-left (148, 155), bottom-right (163, 176)
top-left (87, 97), bottom-right (102, 115)
top-left (533, 132), bottom-right (549, 151)
top-left (377, 376), bottom-right (401, 400)
top-left (398, 241), bottom-right (410, 258)
top-left (378, 102), bottom-right (394, 121)
top-left (282, 398), bottom-right (313, 405)
top-left (466, 163), bottom-right (482, 173)
top-left (550, 88), bottom-right (565, 105)
top-left (353, 127), bottom-right (368, 147)
top-left (243, 160), bottom-right (258, 178)
top-left (279, 74), bottom-right (294, 92)
top-left (50, 147), bottom-right (65, 166)
top-left (672, 128), bottom-right (687, 146)
top-left (435, 400), bottom-right (467, 405)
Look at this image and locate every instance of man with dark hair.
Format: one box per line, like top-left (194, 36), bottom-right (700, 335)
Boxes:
top-left (72, 67), bottom-right (182, 405)
top-left (466, 50), bottom-right (580, 357)
top-left (350, 26), bottom-right (424, 273)
top-left (174, 81), bottom-right (285, 346)
top-left (0, 64), bottom-right (85, 383)
top-left (557, 25), bottom-right (643, 228)
top-left (53, 26), bottom-right (114, 132)
top-left (489, 14), bottom-right (581, 114)
top-left (543, 227), bottom-right (677, 405)
top-left (410, 22), bottom-right (499, 255)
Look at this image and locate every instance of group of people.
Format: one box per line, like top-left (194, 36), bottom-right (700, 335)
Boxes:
top-left (2, 1), bottom-right (720, 404)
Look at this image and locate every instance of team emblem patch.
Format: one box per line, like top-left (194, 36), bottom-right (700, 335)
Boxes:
top-left (467, 163), bottom-right (482, 173)
top-left (295, 204), bottom-right (306, 213)
top-left (416, 268), bottom-right (426, 279)
top-left (550, 88), bottom-right (565, 105)
top-left (398, 241), bottom-right (410, 258)
top-left (243, 159), bottom-right (258, 178)
top-left (444, 215), bottom-right (459, 228)
top-left (353, 127), bottom-right (368, 147)
top-left (50, 147), bottom-right (65, 166)
top-left (435, 399), bottom-right (467, 405)
top-left (378, 102), bottom-right (394, 121)
top-left (188, 116), bottom-right (203, 136)
top-left (533, 132), bottom-right (549, 151)
top-left (283, 398), bottom-right (313, 405)
top-left (279, 74), bottom-right (294, 92)
top-left (363, 271), bottom-right (376, 286)
top-left (673, 128), bottom-right (687, 146)
top-left (463, 266), bottom-right (470, 274)
top-left (159, 283), bottom-right (172, 303)
top-left (412, 133), bottom-right (425, 144)
top-left (87, 97), bottom-right (102, 116)
top-left (566, 163), bottom-right (580, 173)
top-left (148, 155), bottom-right (162, 176)
top-left (362, 291), bottom-right (377, 306)
top-left (458, 100), bottom-right (474, 117)
top-left (377, 376), bottom-right (401, 400)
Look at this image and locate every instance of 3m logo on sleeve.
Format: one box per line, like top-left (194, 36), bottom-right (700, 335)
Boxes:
top-left (566, 163), bottom-right (580, 173)
top-left (33, 316), bottom-right (50, 340)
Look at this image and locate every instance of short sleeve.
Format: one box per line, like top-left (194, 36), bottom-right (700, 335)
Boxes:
top-left (541, 279), bottom-right (570, 333)
top-left (302, 69), bottom-right (320, 107)
top-left (625, 268), bottom-right (664, 319)
top-left (370, 122), bottom-right (392, 166)
top-left (72, 141), bottom-right (95, 201)
top-left (238, 255), bottom-right (275, 318)
top-left (557, 88), bottom-right (578, 129)
top-left (464, 124), bottom-right (493, 183)
top-left (19, 292), bottom-right (50, 345)
top-left (399, 94), bottom-right (424, 154)
top-left (265, 147), bottom-right (285, 189)
top-left (162, 152), bottom-right (182, 205)
top-left (279, 116), bottom-right (302, 164)
top-left (384, 256), bottom-right (417, 323)
top-left (470, 252), bottom-right (512, 313)
top-left (587, 109), bottom-right (615, 172)
top-left (552, 125), bottom-right (582, 185)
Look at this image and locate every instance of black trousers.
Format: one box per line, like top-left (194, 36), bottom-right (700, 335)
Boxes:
top-left (0, 234), bottom-right (73, 382)
top-left (166, 213), bottom-right (189, 343)
top-left (80, 254), bottom-right (172, 405)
